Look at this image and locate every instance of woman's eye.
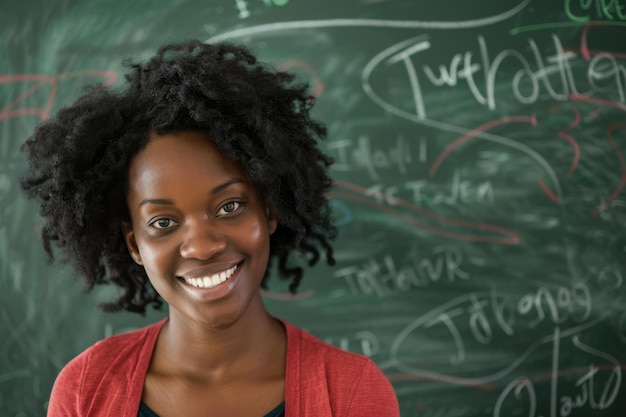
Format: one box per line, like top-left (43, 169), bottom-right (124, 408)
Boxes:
top-left (218, 201), bottom-right (240, 216)
top-left (151, 218), bottom-right (176, 229)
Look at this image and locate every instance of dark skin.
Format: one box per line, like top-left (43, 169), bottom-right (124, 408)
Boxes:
top-left (122, 130), bottom-right (286, 417)
top-left (143, 318), bottom-right (286, 416)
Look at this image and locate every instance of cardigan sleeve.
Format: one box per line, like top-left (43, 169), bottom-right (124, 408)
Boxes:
top-left (346, 360), bottom-right (400, 417)
top-left (46, 352), bottom-right (88, 417)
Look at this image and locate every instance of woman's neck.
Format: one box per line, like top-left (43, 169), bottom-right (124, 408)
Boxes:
top-left (153, 299), bottom-right (286, 383)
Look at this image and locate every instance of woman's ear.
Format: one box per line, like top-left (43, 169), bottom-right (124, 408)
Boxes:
top-left (121, 222), bottom-right (143, 265)
top-left (266, 204), bottom-right (278, 235)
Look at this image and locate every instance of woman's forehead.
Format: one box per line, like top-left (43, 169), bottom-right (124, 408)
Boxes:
top-left (127, 130), bottom-right (254, 198)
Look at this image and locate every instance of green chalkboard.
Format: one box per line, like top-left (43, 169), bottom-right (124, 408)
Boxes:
top-left (2, 0), bottom-right (626, 416)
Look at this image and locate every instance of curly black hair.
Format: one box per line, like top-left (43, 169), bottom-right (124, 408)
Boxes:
top-left (21, 40), bottom-right (336, 314)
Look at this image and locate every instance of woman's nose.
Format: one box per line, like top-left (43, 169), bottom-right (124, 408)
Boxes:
top-left (179, 221), bottom-right (227, 260)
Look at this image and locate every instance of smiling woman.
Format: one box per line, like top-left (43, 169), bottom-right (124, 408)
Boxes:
top-left (20, 40), bottom-right (400, 417)
top-left (123, 131), bottom-right (277, 326)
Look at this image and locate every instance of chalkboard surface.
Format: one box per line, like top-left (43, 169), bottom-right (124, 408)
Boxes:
top-left (2, 1), bottom-right (626, 416)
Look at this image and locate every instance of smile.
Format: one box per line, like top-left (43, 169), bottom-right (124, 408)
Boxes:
top-left (182, 264), bottom-right (238, 289)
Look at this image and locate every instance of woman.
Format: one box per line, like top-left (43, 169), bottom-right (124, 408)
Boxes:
top-left (21, 40), bottom-right (399, 416)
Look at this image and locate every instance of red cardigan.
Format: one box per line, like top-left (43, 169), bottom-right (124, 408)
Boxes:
top-left (47, 319), bottom-right (399, 416)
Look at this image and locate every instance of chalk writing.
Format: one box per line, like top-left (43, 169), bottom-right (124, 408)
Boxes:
top-left (363, 46), bottom-right (564, 201)
top-left (6, 3), bottom-right (626, 417)
top-left (207, 0), bottom-right (533, 42)
top-left (332, 180), bottom-right (520, 244)
top-left (363, 34), bottom-right (626, 120)
top-left (390, 276), bottom-right (608, 383)
top-left (334, 245), bottom-right (469, 297)
top-left (559, 340), bottom-right (622, 415)
top-left (517, 284), bottom-right (592, 328)
top-left (262, 0), bottom-right (289, 6)
top-left (325, 330), bottom-right (381, 357)
top-left (235, 0), bottom-right (250, 18)
top-left (493, 330), bottom-right (622, 417)
top-left (327, 135), bottom-right (415, 181)
top-left (566, 0), bottom-right (626, 23)
top-left (428, 115), bottom-right (537, 178)
top-left (0, 72), bottom-right (118, 121)
top-left (365, 172), bottom-right (495, 207)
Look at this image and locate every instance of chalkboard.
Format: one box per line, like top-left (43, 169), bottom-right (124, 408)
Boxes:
top-left (2, 0), bottom-right (626, 416)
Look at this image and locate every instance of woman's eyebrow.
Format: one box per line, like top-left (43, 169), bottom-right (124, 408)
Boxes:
top-left (138, 179), bottom-right (245, 207)
top-left (211, 178), bottom-right (245, 195)
top-left (138, 198), bottom-right (173, 207)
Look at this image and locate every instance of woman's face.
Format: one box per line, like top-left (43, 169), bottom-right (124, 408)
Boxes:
top-left (123, 130), bottom-right (277, 329)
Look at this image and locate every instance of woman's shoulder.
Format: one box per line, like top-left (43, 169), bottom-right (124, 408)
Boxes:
top-left (55, 319), bottom-right (166, 387)
top-left (281, 320), bottom-right (400, 416)
top-left (48, 319), bottom-right (167, 414)
top-left (281, 319), bottom-right (385, 378)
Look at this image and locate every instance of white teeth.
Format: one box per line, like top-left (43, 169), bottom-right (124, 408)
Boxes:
top-left (183, 264), bottom-right (238, 289)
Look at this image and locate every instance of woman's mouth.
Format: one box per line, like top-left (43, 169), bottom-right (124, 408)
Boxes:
top-left (180, 264), bottom-right (238, 289)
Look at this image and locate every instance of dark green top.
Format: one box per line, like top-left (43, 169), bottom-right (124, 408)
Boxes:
top-left (138, 401), bottom-right (285, 417)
